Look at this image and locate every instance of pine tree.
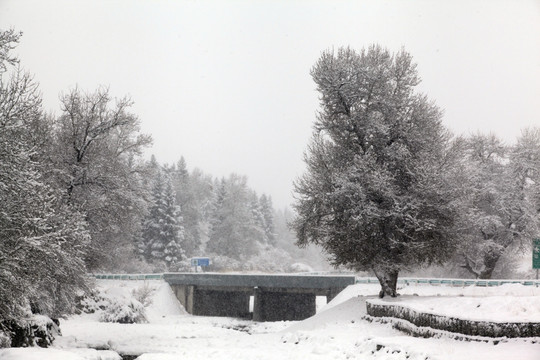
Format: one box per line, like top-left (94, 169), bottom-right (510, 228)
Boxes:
top-left (140, 169), bottom-right (186, 269)
top-left (207, 175), bottom-right (260, 260)
top-left (259, 194), bottom-right (276, 246)
top-left (161, 179), bottom-right (187, 269)
top-left (171, 157), bottom-right (201, 256)
top-left (249, 191), bottom-right (267, 246)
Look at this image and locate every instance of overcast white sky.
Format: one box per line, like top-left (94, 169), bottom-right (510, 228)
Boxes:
top-left (1, 0), bottom-right (539, 208)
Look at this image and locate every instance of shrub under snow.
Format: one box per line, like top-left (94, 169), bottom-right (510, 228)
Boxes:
top-left (79, 285), bottom-right (148, 324)
top-left (0, 329), bottom-right (11, 348)
top-left (0, 315), bottom-right (60, 348)
top-left (131, 283), bottom-right (154, 307)
top-left (289, 263), bottom-right (314, 273)
top-left (99, 298), bottom-right (146, 324)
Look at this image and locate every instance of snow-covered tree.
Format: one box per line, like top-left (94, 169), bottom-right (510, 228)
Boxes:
top-left (139, 169), bottom-right (186, 269)
top-left (292, 46), bottom-right (458, 297)
top-left (512, 128), bottom-right (540, 215)
top-left (458, 132), bottom-right (540, 278)
top-left (259, 194), bottom-right (276, 246)
top-left (170, 157), bottom-right (202, 256)
top-left (207, 175), bottom-right (261, 260)
top-left (187, 168), bottom-right (215, 253)
top-left (53, 87), bottom-right (152, 270)
top-left (0, 30), bottom-right (90, 323)
top-left (249, 191), bottom-right (267, 245)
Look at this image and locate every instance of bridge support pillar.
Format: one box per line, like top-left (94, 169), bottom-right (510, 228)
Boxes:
top-left (171, 285), bottom-right (195, 313)
top-left (253, 287), bottom-right (316, 322)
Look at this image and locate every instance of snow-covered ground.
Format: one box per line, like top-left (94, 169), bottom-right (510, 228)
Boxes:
top-left (1, 279), bottom-right (539, 360)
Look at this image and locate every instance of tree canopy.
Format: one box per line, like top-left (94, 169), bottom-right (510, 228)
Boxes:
top-left (292, 45), bottom-right (458, 296)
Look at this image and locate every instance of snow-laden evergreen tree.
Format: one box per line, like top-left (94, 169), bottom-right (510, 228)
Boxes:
top-left (0, 30), bottom-right (90, 324)
top-left (259, 194), bottom-right (276, 246)
top-left (161, 178), bottom-right (187, 269)
top-left (170, 157), bottom-right (202, 256)
top-left (207, 175), bottom-right (261, 260)
top-left (292, 46), bottom-right (458, 297)
top-left (208, 178), bottom-right (227, 253)
top-left (457, 131), bottom-right (540, 278)
top-left (139, 169), bottom-right (186, 269)
top-left (188, 168), bottom-right (215, 253)
top-left (249, 191), bottom-right (268, 245)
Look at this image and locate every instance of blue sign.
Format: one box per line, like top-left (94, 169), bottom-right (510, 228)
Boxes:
top-left (191, 257), bottom-right (210, 267)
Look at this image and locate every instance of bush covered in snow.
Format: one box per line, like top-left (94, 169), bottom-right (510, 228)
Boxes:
top-left (99, 298), bottom-right (146, 324)
top-left (132, 283), bottom-right (154, 307)
top-left (0, 315), bottom-right (60, 348)
top-left (0, 329), bottom-right (10, 348)
top-left (288, 263), bottom-right (314, 273)
top-left (78, 285), bottom-right (148, 324)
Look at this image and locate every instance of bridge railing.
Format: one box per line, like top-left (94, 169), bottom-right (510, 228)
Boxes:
top-left (92, 273), bottom-right (163, 280)
top-left (90, 273), bottom-right (540, 287)
top-left (355, 277), bottom-right (540, 287)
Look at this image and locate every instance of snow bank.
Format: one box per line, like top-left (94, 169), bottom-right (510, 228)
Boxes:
top-left (366, 299), bottom-right (540, 338)
top-left (0, 347), bottom-right (122, 360)
top-left (145, 281), bottom-right (186, 322)
top-left (3, 280), bottom-right (539, 360)
top-left (0, 348), bottom-right (85, 360)
top-left (369, 295), bottom-right (540, 323)
top-left (329, 283), bottom-right (539, 321)
top-left (323, 284), bottom-right (381, 310)
top-left (79, 279), bottom-right (185, 324)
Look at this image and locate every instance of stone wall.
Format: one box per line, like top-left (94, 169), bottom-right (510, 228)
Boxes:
top-left (366, 301), bottom-right (540, 338)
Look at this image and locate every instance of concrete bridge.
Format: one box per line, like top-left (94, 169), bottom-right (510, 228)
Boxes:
top-left (163, 273), bottom-right (355, 322)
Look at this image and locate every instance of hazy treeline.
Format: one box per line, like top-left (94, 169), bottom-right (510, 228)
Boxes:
top-left (137, 155), bottom-right (326, 273)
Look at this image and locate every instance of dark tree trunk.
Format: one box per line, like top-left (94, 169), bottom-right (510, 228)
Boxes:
top-left (461, 250), bottom-right (502, 280)
top-left (373, 267), bottom-right (399, 298)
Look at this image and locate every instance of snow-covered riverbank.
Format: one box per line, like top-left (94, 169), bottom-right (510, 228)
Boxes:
top-left (1, 279), bottom-right (539, 360)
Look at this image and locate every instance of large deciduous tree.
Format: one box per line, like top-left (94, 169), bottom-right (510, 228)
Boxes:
top-left (0, 30), bottom-right (90, 323)
top-left (54, 87), bottom-right (152, 270)
top-left (458, 131), bottom-right (540, 278)
top-left (292, 46), bottom-right (457, 297)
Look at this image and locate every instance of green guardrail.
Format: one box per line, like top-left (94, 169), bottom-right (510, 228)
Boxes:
top-left (93, 273), bottom-right (164, 280)
top-left (355, 277), bottom-right (540, 287)
top-left (91, 274), bottom-right (539, 287)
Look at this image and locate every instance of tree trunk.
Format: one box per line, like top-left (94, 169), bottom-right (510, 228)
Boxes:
top-left (372, 267), bottom-right (399, 298)
top-left (478, 270), bottom-right (494, 279)
top-left (461, 251), bottom-right (501, 280)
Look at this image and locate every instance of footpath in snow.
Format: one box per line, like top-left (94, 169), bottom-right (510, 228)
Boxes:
top-left (0, 279), bottom-right (539, 360)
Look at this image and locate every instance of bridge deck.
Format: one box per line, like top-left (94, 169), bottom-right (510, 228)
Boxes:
top-left (163, 272), bottom-right (355, 290)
